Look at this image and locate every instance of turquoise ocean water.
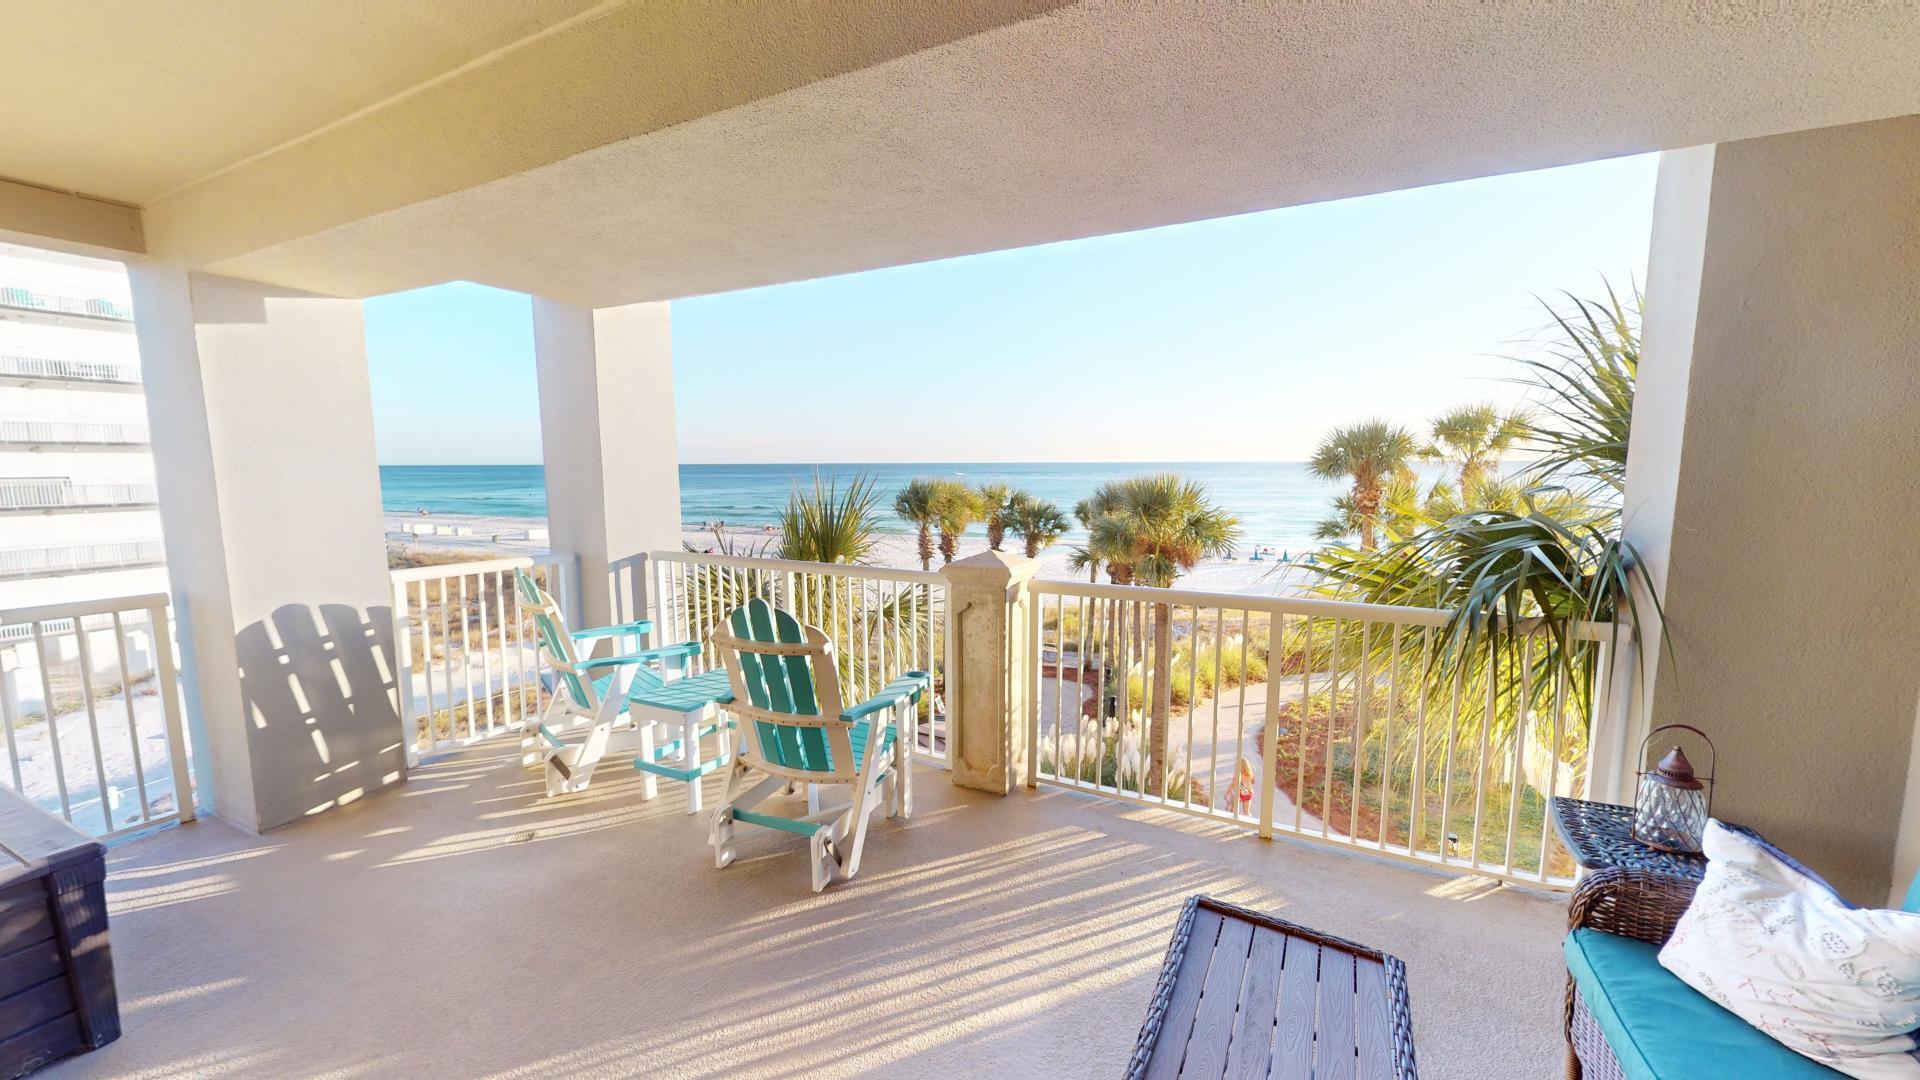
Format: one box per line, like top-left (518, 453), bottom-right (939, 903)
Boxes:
top-left (378, 462), bottom-right (1371, 552)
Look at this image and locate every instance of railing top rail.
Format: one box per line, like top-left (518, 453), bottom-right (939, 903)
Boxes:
top-left (650, 549), bottom-right (945, 585)
top-left (0, 591), bottom-right (171, 625)
top-left (1031, 576), bottom-right (1620, 641)
top-left (388, 554), bottom-right (538, 583)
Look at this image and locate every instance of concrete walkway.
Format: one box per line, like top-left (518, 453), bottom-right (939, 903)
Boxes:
top-left (54, 740), bottom-right (1569, 1078)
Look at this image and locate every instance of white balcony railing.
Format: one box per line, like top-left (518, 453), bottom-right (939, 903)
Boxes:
top-left (0, 540), bottom-right (166, 579)
top-left (0, 418), bottom-right (149, 446)
top-left (0, 479), bottom-right (157, 512)
top-left (648, 551), bottom-right (950, 765)
top-left (1027, 579), bottom-right (1623, 888)
top-left (0, 285), bottom-right (133, 322)
top-left (0, 353), bottom-right (141, 384)
top-left (0, 593), bottom-right (195, 838)
top-left (390, 553), bottom-right (577, 763)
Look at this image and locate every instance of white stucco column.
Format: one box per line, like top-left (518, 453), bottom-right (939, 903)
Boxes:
top-left (1627, 116), bottom-right (1920, 902)
top-left (127, 265), bottom-right (403, 832)
top-left (940, 550), bottom-right (1039, 794)
top-left (531, 298), bottom-right (680, 630)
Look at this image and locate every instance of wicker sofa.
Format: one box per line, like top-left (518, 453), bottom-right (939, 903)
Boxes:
top-left (1562, 865), bottom-right (1920, 1079)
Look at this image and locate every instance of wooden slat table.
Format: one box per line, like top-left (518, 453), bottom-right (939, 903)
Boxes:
top-left (1129, 895), bottom-right (1416, 1080)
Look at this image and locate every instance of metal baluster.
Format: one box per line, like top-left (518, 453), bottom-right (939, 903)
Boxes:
top-left (111, 611), bottom-right (152, 823)
top-left (29, 623), bottom-right (71, 821)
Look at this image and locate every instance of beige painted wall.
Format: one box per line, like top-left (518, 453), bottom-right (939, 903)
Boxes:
top-left (1637, 116), bottom-right (1920, 901)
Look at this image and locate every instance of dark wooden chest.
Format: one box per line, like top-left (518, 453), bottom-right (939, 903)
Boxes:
top-left (0, 787), bottom-right (117, 1077)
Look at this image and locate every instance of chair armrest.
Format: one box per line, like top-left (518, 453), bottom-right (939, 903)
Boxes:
top-left (574, 642), bottom-right (701, 670)
top-left (840, 671), bottom-right (931, 723)
top-left (570, 620), bottom-right (654, 643)
top-left (1567, 867), bottom-right (1699, 947)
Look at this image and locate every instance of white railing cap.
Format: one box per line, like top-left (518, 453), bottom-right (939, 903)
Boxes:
top-left (0, 591), bottom-right (171, 626)
top-left (1030, 576), bottom-right (1620, 641)
top-left (650, 549), bottom-right (944, 585)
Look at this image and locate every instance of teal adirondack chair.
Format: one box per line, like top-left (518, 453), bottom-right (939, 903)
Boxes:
top-left (708, 598), bottom-right (929, 891)
top-left (514, 569), bottom-right (702, 798)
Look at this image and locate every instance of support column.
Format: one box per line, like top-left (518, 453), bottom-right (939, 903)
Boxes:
top-left (531, 299), bottom-right (680, 629)
top-left (128, 266), bottom-right (403, 832)
top-left (940, 550), bottom-right (1039, 794)
top-left (1627, 116), bottom-right (1920, 902)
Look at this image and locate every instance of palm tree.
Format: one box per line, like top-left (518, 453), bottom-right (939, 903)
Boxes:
top-left (1424, 403), bottom-right (1529, 499)
top-left (1007, 495), bottom-right (1069, 559)
top-left (1066, 545), bottom-right (1099, 583)
top-left (1076, 483), bottom-right (1137, 583)
top-left (779, 473), bottom-right (881, 564)
top-left (1086, 474), bottom-right (1239, 796)
top-left (1311, 284), bottom-right (1662, 787)
top-left (1509, 285), bottom-right (1640, 498)
top-left (893, 479), bottom-right (942, 571)
top-left (1308, 420), bottom-right (1418, 551)
top-left (931, 480), bottom-right (981, 565)
top-left (976, 482), bottom-right (1015, 552)
top-left (1070, 497), bottom-right (1105, 581)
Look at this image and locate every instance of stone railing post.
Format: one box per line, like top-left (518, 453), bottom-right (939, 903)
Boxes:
top-left (940, 550), bottom-right (1039, 794)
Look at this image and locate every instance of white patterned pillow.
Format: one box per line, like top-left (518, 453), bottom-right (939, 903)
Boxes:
top-left (1658, 820), bottom-right (1920, 1078)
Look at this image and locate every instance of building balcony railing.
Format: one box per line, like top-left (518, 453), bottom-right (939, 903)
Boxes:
top-left (0, 479), bottom-right (157, 512)
top-left (0, 418), bottom-right (150, 447)
top-left (0, 285), bottom-right (133, 322)
top-left (0, 592), bottom-right (192, 839)
top-left (0, 353), bottom-right (141, 386)
top-left (0, 540), bottom-right (167, 580)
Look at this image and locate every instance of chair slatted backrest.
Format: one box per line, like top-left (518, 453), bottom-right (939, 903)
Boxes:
top-left (716, 599), bottom-right (853, 779)
top-left (514, 568), bottom-right (594, 711)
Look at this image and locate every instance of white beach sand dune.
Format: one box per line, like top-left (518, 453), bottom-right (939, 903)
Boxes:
top-left (385, 512), bottom-right (1314, 597)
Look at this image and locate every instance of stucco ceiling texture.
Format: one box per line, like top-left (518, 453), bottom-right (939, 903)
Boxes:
top-left (206, 1), bottom-right (1920, 306)
top-left (0, 0), bottom-right (605, 204)
top-left (10, 2), bottom-right (1920, 304)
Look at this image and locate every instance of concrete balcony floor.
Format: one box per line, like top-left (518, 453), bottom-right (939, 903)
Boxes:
top-left (52, 743), bottom-right (1565, 1078)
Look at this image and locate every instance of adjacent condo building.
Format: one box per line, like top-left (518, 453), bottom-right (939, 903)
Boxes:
top-left (0, 242), bottom-right (166, 725)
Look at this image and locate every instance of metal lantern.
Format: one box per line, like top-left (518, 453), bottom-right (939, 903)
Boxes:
top-left (1631, 724), bottom-right (1715, 854)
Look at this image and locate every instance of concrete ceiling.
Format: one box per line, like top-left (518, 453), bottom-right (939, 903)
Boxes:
top-left (0, 0), bottom-right (611, 205)
top-left (6, 2), bottom-right (1920, 305)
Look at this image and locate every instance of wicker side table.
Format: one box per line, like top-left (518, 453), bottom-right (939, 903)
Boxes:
top-left (1548, 797), bottom-right (1707, 880)
top-left (1130, 895), bottom-right (1416, 1079)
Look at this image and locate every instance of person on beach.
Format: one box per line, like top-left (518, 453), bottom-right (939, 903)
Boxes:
top-left (1226, 757), bottom-right (1257, 815)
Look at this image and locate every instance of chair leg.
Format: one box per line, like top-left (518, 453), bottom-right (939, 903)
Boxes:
top-left (521, 694), bottom-right (569, 767)
top-left (546, 721), bottom-right (611, 797)
top-left (711, 763), bottom-right (746, 869)
top-left (894, 701), bottom-right (912, 821)
top-left (809, 831), bottom-right (833, 893)
top-left (837, 770), bottom-right (888, 882)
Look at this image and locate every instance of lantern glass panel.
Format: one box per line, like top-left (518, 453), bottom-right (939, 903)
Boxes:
top-left (1633, 775), bottom-right (1708, 853)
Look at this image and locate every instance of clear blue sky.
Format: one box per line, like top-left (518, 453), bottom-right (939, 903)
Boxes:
top-left (365, 153), bottom-right (1657, 465)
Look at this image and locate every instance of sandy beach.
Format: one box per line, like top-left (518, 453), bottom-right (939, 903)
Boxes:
top-left (385, 512), bottom-right (1314, 596)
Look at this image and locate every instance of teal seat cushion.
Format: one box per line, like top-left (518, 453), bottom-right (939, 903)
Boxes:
top-left (1565, 929), bottom-right (1842, 1079)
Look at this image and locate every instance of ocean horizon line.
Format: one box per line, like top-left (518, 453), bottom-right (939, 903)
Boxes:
top-left (376, 460), bottom-right (1415, 551)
